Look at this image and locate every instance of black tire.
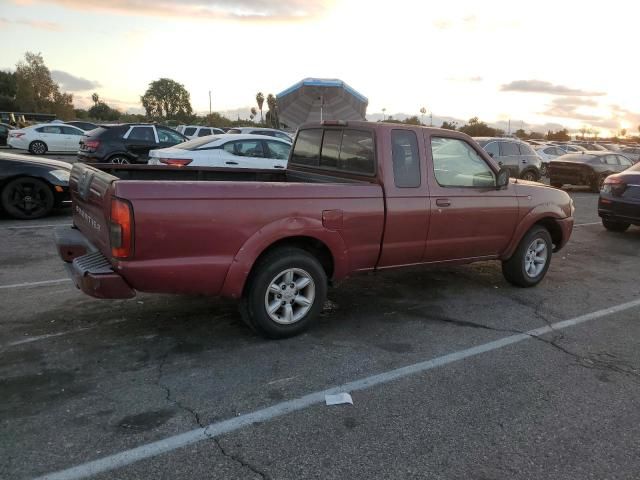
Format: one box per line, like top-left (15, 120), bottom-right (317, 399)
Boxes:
top-left (602, 218), bottom-right (630, 232)
top-left (521, 170), bottom-right (539, 182)
top-left (1, 177), bottom-right (55, 219)
top-left (28, 140), bottom-right (47, 155)
top-left (591, 174), bottom-right (606, 193)
top-left (502, 226), bottom-right (553, 288)
top-left (540, 164), bottom-right (548, 177)
top-left (239, 247), bottom-right (328, 339)
top-left (108, 155), bottom-right (131, 164)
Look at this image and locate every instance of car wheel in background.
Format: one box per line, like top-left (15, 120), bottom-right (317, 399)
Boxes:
top-left (1, 177), bottom-right (55, 219)
top-left (28, 141), bottom-right (47, 155)
top-left (109, 155), bottom-right (131, 164)
top-left (540, 164), bottom-right (548, 177)
top-left (521, 170), bottom-right (538, 182)
top-left (601, 218), bottom-right (630, 232)
top-left (240, 247), bottom-right (328, 339)
top-left (591, 174), bottom-right (606, 193)
top-left (502, 225), bottom-right (552, 287)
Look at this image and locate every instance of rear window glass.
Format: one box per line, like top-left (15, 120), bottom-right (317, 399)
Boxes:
top-left (184, 127), bottom-right (196, 136)
top-left (320, 130), bottom-right (342, 168)
top-left (197, 128), bottom-right (211, 137)
top-left (339, 130), bottom-right (375, 174)
top-left (291, 129), bottom-right (323, 166)
top-left (391, 129), bottom-right (420, 187)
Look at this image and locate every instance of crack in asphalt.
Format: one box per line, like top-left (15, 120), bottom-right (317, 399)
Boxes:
top-left (417, 309), bottom-right (640, 383)
top-left (213, 438), bottom-right (271, 480)
top-left (155, 349), bottom-right (204, 428)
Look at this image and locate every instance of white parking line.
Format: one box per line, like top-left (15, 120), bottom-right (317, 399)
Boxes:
top-left (574, 222), bottom-right (601, 227)
top-left (3, 223), bottom-right (71, 230)
top-left (35, 297), bottom-right (640, 480)
top-left (0, 278), bottom-right (71, 290)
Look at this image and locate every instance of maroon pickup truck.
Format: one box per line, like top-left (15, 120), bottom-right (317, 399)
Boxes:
top-left (56, 122), bottom-right (574, 338)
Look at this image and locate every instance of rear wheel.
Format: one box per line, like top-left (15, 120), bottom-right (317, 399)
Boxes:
top-left (521, 170), bottom-right (538, 182)
top-left (1, 177), bottom-right (55, 219)
top-left (28, 141), bottom-right (47, 155)
top-left (109, 155), bottom-right (131, 164)
top-left (602, 218), bottom-right (630, 232)
top-left (240, 247), bottom-right (327, 339)
top-left (502, 226), bottom-right (553, 287)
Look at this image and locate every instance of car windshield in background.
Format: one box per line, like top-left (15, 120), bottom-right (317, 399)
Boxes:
top-left (174, 137), bottom-right (218, 150)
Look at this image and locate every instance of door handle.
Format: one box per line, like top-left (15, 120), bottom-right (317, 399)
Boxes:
top-left (436, 198), bottom-right (451, 207)
top-left (225, 161), bottom-right (238, 165)
top-left (273, 165), bottom-right (284, 169)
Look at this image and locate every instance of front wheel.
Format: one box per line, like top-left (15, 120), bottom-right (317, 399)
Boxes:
top-left (521, 170), bottom-right (539, 182)
top-left (602, 218), bottom-right (630, 232)
top-left (1, 177), bottom-right (55, 219)
top-left (29, 141), bottom-right (47, 155)
top-left (502, 226), bottom-right (552, 287)
top-left (240, 247), bottom-right (328, 338)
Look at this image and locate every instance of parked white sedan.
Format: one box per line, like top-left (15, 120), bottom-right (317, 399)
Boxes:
top-left (148, 134), bottom-right (291, 169)
top-left (7, 123), bottom-right (85, 154)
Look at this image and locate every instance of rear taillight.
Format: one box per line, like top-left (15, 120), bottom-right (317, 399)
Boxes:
top-left (84, 139), bottom-right (100, 150)
top-left (159, 158), bottom-right (192, 167)
top-left (602, 176), bottom-right (627, 195)
top-left (110, 197), bottom-right (133, 259)
top-left (10, 132), bottom-right (25, 138)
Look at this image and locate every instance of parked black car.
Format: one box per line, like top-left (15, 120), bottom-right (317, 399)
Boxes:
top-left (598, 161), bottom-right (640, 231)
top-left (78, 124), bottom-right (188, 164)
top-left (66, 121), bottom-right (99, 131)
top-left (549, 152), bottom-right (634, 192)
top-left (0, 152), bottom-right (71, 219)
top-left (0, 122), bottom-right (15, 146)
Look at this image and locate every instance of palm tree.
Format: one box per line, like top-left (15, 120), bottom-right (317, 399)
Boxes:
top-left (256, 92), bottom-right (264, 124)
top-left (91, 92), bottom-right (99, 107)
top-left (419, 107), bottom-right (427, 125)
top-left (266, 94), bottom-right (278, 128)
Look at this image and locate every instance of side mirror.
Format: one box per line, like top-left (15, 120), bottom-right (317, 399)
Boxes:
top-left (496, 167), bottom-right (510, 189)
top-left (488, 152), bottom-right (495, 158)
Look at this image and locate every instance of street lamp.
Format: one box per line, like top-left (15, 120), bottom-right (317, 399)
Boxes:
top-left (420, 107), bottom-right (427, 125)
top-left (382, 108), bottom-right (386, 121)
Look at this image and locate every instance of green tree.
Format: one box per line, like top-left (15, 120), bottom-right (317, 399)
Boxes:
top-left (546, 129), bottom-right (570, 141)
top-left (91, 92), bottom-right (99, 106)
top-left (402, 115), bottom-right (421, 125)
top-left (141, 78), bottom-right (193, 121)
top-left (88, 101), bottom-right (121, 121)
top-left (514, 128), bottom-right (527, 139)
top-left (256, 92), bottom-right (264, 123)
top-left (0, 70), bottom-right (18, 109)
top-left (265, 93), bottom-right (279, 128)
top-left (620, 128), bottom-right (627, 138)
top-left (440, 121), bottom-right (457, 130)
top-left (458, 117), bottom-right (500, 137)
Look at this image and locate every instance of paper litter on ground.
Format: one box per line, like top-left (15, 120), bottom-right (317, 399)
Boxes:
top-left (325, 392), bottom-right (353, 406)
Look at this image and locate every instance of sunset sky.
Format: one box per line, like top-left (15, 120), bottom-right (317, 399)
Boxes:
top-left (1, 0), bottom-right (639, 135)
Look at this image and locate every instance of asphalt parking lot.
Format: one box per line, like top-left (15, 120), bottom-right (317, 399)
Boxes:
top-left (1, 180), bottom-right (640, 479)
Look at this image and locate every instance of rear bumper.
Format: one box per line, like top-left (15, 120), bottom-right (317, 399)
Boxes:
top-left (55, 226), bottom-right (135, 299)
top-left (549, 172), bottom-right (593, 186)
top-left (598, 196), bottom-right (640, 225)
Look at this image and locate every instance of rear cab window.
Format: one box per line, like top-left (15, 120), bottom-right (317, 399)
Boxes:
top-left (290, 128), bottom-right (375, 176)
top-left (184, 127), bottom-right (197, 136)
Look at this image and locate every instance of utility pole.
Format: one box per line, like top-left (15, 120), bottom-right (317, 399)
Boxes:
top-left (430, 112), bottom-right (433, 127)
top-left (208, 91), bottom-right (212, 116)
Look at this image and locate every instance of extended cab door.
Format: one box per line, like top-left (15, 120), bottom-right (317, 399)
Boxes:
top-left (377, 128), bottom-right (430, 267)
top-left (423, 134), bottom-right (519, 261)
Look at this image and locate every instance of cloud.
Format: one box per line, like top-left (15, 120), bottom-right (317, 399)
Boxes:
top-left (51, 70), bottom-right (101, 91)
top-left (542, 96), bottom-right (601, 120)
top-left (447, 76), bottom-right (483, 82)
top-left (13, 0), bottom-right (332, 21)
top-left (0, 16), bottom-right (62, 31)
top-left (501, 80), bottom-right (605, 96)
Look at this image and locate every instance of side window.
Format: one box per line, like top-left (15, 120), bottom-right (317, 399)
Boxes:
top-left (290, 129), bottom-right (322, 166)
top-left (518, 143), bottom-right (535, 155)
top-left (197, 128), bottom-right (211, 137)
top-left (184, 127), bottom-right (197, 136)
top-left (431, 137), bottom-right (495, 188)
top-left (128, 127), bottom-right (155, 142)
top-left (483, 141), bottom-right (500, 158)
top-left (604, 155), bottom-right (619, 165)
top-left (38, 126), bottom-right (62, 134)
top-left (391, 129), bottom-right (420, 188)
top-left (500, 142), bottom-right (520, 156)
top-left (62, 126), bottom-right (83, 136)
top-left (254, 130), bottom-right (275, 137)
top-left (275, 132), bottom-right (291, 141)
top-left (157, 128), bottom-right (184, 144)
top-left (618, 155), bottom-right (632, 167)
top-left (223, 140), bottom-right (264, 157)
top-left (265, 141), bottom-right (291, 160)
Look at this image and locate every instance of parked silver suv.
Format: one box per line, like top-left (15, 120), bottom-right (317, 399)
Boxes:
top-left (474, 137), bottom-right (542, 181)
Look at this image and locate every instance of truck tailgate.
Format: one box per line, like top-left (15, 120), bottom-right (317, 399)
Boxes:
top-left (69, 163), bottom-right (117, 257)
